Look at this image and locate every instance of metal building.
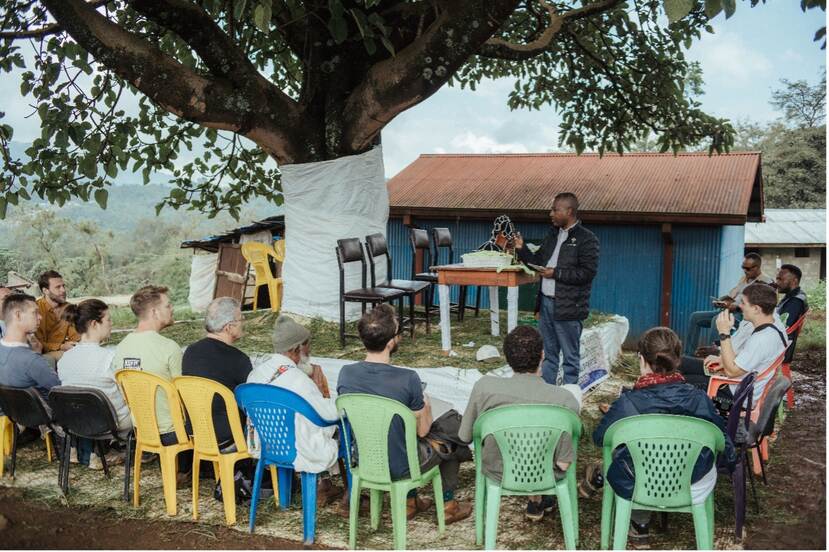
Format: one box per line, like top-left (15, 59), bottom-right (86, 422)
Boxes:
top-left (385, 152), bottom-right (764, 343)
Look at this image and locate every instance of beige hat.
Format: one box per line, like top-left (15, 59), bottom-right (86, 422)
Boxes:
top-left (272, 315), bottom-right (311, 353)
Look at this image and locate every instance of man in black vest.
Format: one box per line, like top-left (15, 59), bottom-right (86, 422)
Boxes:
top-left (514, 193), bottom-right (600, 385)
top-left (775, 264), bottom-right (808, 329)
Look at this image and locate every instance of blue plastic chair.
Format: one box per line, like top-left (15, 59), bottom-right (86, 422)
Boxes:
top-left (235, 383), bottom-right (351, 544)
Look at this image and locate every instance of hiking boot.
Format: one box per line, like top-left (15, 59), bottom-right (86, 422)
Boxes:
top-left (443, 499), bottom-right (473, 524)
top-left (579, 462), bottom-right (604, 498)
top-left (88, 451), bottom-right (124, 471)
top-left (335, 492), bottom-right (370, 518)
top-left (628, 519), bottom-right (650, 546)
top-left (316, 478), bottom-right (344, 506)
top-left (525, 496), bottom-right (555, 522)
top-left (406, 496), bottom-right (434, 520)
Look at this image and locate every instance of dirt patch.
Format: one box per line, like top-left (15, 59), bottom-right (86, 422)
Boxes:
top-left (0, 486), bottom-right (325, 550)
top-left (743, 348), bottom-right (826, 550)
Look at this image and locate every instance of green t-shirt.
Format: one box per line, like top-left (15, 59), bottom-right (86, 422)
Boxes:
top-left (112, 331), bottom-right (183, 435)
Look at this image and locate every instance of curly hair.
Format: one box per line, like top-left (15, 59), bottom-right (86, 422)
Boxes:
top-left (503, 325), bottom-right (544, 373)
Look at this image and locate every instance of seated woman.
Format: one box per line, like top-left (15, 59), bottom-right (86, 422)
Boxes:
top-left (587, 327), bottom-right (736, 544)
top-left (57, 299), bottom-right (132, 469)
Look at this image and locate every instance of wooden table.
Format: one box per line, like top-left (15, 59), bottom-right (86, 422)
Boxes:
top-left (431, 264), bottom-right (539, 353)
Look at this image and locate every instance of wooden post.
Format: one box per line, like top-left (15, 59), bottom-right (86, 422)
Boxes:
top-left (660, 223), bottom-right (673, 327)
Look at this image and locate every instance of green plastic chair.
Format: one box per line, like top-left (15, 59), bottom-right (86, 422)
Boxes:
top-left (472, 404), bottom-right (582, 550)
top-left (336, 393), bottom-right (445, 550)
top-left (599, 414), bottom-right (725, 550)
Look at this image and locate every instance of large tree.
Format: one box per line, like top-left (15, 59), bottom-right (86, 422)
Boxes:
top-left (0, 0), bottom-right (824, 316)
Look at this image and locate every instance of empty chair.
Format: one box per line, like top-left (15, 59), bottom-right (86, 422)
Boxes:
top-left (0, 415), bottom-right (12, 478)
top-left (432, 227), bottom-right (481, 321)
top-left (115, 369), bottom-right (193, 516)
top-left (735, 375), bottom-right (792, 486)
top-left (335, 238), bottom-right (406, 348)
top-left (235, 383), bottom-right (349, 544)
top-left (174, 376), bottom-right (253, 526)
top-left (0, 385), bottom-right (58, 478)
top-left (472, 404), bottom-right (581, 550)
top-left (48, 386), bottom-right (135, 500)
top-left (241, 241), bottom-right (284, 312)
top-left (599, 414), bottom-right (724, 550)
top-left (365, 233), bottom-right (432, 337)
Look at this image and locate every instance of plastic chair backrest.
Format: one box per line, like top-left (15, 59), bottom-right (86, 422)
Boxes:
top-left (335, 393), bottom-right (420, 485)
top-left (174, 376), bottom-right (248, 456)
top-left (604, 414), bottom-right (724, 509)
top-left (472, 404), bottom-right (582, 492)
top-left (48, 386), bottom-right (119, 438)
top-left (115, 370), bottom-right (188, 447)
top-left (235, 383), bottom-right (336, 466)
top-left (0, 385), bottom-right (53, 428)
top-left (241, 242), bottom-right (278, 283)
top-left (273, 239), bottom-right (286, 263)
top-left (751, 376), bottom-right (791, 441)
top-left (784, 309), bottom-right (809, 363)
top-left (726, 373), bottom-right (755, 441)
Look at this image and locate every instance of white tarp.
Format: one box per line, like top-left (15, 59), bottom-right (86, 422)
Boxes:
top-left (280, 147), bottom-right (388, 321)
top-left (187, 251), bottom-right (218, 312)
top-left (248, 315), bottom-right (629, 414)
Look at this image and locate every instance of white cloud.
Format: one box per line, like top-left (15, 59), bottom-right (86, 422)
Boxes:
top-left (687, 28), bottom-right (773, 84)
top-left (449, 131), bottom-right (530, 154)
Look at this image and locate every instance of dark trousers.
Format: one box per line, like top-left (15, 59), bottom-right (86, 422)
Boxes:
top-left (539, 295), bottom-right (583, 385)
top-left (684, 310), bottom-right (719, 355)
top-left (680, 356), bottom-right (734, 414)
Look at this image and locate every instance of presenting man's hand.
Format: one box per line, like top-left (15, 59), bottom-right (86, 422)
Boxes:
top-left (539, 267), bottom-right (555, 279)
top-left (513, 233), bottom-right (524, 250)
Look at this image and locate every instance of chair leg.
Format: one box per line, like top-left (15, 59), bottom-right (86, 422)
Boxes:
top-left (45, 431), bottom-right (54, 463)
top-left (483, 481), bottom-right (502, 550)
top-left (474, 286), bottom-right (481, 317)
top-left (60, 434), bottom-right (71, 494)
top-left (10, 423), bottom-right (18, 479)
top-left (348, 477), bottom-right (361, 549)
top-left (600, 483), bottom-right (614, 549)
top-left (556, 484), bottom-right (577, 551)
top-left (132, 445), bottom-right (143, 507)
top-left (691, 501), bottom-right (712, 550)
top-left (474, 471), bottom-right (486, 546)
top-left (219, 457), bottom-right (238, 526)
top-left (757, 446), bottom-right (768, 485)
top-left (123, 433), bottom-right (133, 503)
top-left (409, 293), bottom-right (415, 340)
top-left (249, 460), bottom-right (266, 533)
top-left (192, 453), bottom-right (201, 520)
top-left (389, 485), bottom-right (408, 551)
top-left (269, 466), bottom-right (279, 509)
top-left (746, 451), bottom-right (759, 514)
top-left (300, 472), bottom-right (318, 544)
top-left (96, 441), bottom-right (110, 478)
top-left (159, 451), bottom-right (179, 516)
top-left (277, 467), bottom-right (293, 510)
top-left (458, 285), bottom-right (467, 322)
top-left (340, 297), bottom-right (346, 348)
top-left (432, 472), bottom-right (445, 536)
top-left (611, 498), bottom-right (633, 550)
top-left (424, 287), bottom-right (431, 334)
top-left (369, 488), bottom-right (383, 530)
top-left (733, 462), bottom-right (745, 539)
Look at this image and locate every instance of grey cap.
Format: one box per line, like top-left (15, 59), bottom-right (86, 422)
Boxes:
top-left (272, 315), bottom-right (311, 353)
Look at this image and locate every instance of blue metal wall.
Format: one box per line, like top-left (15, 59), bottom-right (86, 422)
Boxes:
top-left (718, 225), bottom-right (746, 296)
top-left (669, 225), bottom-right (723, 341)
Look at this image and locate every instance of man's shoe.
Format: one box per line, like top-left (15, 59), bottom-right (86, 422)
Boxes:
top-left (69, 447), bottom-right (79, 464)
top-left (88, 451), bottom-right (124, 471)
top-left (335, 493), bottom-right (370, 518)
top-left (526, 499), bottom-right (544, 522)
top-left (443, 499), bottom-right (473, 524)
top-left (406, 496), bottom-right (434, 520)
top-left (579, 462), bottom-right (604, 498)
top-left (628, 519), bottom-right (650, 545)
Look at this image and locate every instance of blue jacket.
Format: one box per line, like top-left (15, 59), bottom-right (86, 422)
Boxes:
top-left (592, 381), bottom-right (736, 501)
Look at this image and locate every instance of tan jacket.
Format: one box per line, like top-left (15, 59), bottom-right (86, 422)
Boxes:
top-left (35, 297), bottom-right (80, 353)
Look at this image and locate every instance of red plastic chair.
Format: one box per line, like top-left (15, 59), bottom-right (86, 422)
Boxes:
top-left (781, 310), bottom-right (809, 409)
top-left (707, 352), bottom-right (785, 475)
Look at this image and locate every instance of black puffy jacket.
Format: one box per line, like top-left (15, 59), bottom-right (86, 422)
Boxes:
top-left (592, 382), bottom-right (737, 501)
top-left (517, 222), bottom-right (599, 321)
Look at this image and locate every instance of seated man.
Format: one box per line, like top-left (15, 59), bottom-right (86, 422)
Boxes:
top-left (182, 297), bottom-right (252, 446)
top-left (35, 271), bottom-right (80, 362)
top-left (337, 304), bottom-right (473, 524)
top-left (0, 294), bottom-right (61, 410)
top-left (459, 325), bottom-right (581, 522)
top-left (246, 314), bottom-right (341, 502)
top-left (681, 283), bottom-right (788, 404)
top-left (589, 327), bottom-right (735, 544)
top-left (684, 253), bottom-right (773, 355)
top-left (775, 264), bottom-right (808, 329)
top-left (112, 285), bottom-right (182, 445)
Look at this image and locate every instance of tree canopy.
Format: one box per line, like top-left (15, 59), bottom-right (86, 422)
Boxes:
top-left (0, 0), bottom-right (825, 218)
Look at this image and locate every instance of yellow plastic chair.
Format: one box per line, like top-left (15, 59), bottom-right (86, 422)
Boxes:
top-left (115, 369), bottom-right (193, 516)
top-left (241, 241), bottom-right (284, 312)
top-left (174, 376), bottom-right (277, 526)
top-left (0, 416), bottom-right (11, 477)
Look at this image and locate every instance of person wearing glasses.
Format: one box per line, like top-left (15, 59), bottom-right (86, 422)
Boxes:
top-left (684, 252), bottom-right (773, 356)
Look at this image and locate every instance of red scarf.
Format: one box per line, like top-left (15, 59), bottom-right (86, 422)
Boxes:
top-left (633, 372), bottom-right (686, 390)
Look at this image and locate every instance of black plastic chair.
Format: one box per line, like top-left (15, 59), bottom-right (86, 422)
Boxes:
top-left (737, 376), bottom-right (792, 486)
top-left (0, 385), bottom-right (58, 479)
top-left (336, 238), bottom-right (406, 348)
top-left (48, 386), bottom-right (135, 501)
top-left (365, 233), bottom-right (432, 337)
top-left (431, 227), bottom-right (481, 321)
top-left (722, 372), bottom-right (756, 540)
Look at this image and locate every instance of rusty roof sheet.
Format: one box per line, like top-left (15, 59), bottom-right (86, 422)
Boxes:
top-left (388, 152), bottom-right (763, 223)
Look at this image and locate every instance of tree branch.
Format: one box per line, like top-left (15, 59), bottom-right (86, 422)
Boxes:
top-left (0, 0), bottom-right (110, 39)
top-left (40, 0), bottom-right (304, 163)
top-left (343, 0), bottom-right (521, 153)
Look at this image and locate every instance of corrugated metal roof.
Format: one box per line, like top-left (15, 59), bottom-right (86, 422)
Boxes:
top-left (388, 152), bottom-right (763, 223)
top-left (745, 209), bottom-right (826, 246)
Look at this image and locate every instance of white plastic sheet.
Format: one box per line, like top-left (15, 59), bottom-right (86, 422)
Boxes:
top-left (280, 147), bottom-right (388, 321)
top-left (187, 251), bottom-right (217, 312)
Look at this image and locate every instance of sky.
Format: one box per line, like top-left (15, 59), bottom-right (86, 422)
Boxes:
top-left (0, 1), bottom-right (825, 180)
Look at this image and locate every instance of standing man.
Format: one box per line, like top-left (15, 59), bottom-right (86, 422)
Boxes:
top-left (35, 270), bottom-right (79, 362)
top-left (515, 192), bottom-right (600, 385)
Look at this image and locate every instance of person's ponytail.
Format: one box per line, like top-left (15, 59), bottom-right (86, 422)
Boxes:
top-left (638, 327), bottom-right (682, 374)
top-left (63, 299), bottom-right (108, 334)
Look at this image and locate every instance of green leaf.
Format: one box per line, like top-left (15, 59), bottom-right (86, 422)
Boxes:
top-left (722, 0), bottom-right (736, 18)
top-left (94, 188), bottom-right (108, 209)
top-left (704, 0), bottom-right (723, 18)
top-left (328, 14), bottom-right (348, 43)
top-left (6, 192), bottom-right (18, 206)
top-left (0, 198), bottom-right (6, 220)
top-left (253, 3), bottom-right (271, 32)
top-left (233, 0), bottom-right (248, 20)
top-left (105, 159), bottom-right (117, 178)
top-left (664, 0), bottom-right (696, 22)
